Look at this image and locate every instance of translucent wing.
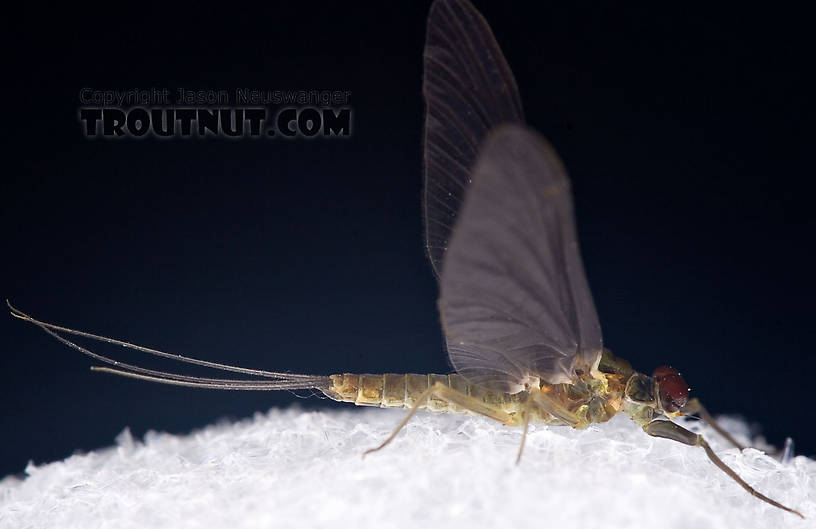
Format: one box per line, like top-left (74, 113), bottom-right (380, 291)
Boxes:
top-left (439, 125), bottom-right (602, 391)
top-left (423, 0), bottom-right (524, 277)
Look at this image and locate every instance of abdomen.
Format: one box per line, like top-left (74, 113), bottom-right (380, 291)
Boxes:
top-left (324, 373), bottom-right (523, 415)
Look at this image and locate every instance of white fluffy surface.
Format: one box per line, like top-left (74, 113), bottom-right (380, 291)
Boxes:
top-left (1, 407), bottom-right (813, 529)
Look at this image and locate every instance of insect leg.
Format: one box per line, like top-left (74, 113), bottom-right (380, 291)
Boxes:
top-left (515, 387), bottom-right (538, 464)
top-left (531, 388), bottom-right (585, 428)
top-left (643, 419), bottom-right (804, 518)
top-left (363, 382), bottom-right (513, 458)
top-left (682, 397), bottom-right (746, 451)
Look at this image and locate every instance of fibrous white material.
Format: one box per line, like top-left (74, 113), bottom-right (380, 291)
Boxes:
top-left (1, 407), bottom-right (813, 528)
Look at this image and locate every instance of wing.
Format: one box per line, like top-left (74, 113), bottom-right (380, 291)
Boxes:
top-left (423, 0), bottom-right (524, 277)
top-left (439, 125), bottom-right (602, 391)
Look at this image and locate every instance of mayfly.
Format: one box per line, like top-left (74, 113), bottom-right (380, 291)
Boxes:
top-left (9, 0), bottom-right (803, 518)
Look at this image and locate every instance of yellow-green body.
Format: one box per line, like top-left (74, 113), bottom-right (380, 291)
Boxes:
top-left (324, 364), bottom-right (632, 429)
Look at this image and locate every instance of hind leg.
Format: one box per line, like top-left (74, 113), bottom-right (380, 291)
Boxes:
top-left (363, 382), bottom-right (513, 457)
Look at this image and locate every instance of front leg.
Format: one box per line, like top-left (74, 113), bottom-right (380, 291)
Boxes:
top-left (643, 420), bottom-right (803, 518)
top-left (681, 397), bottom-right (746, 451)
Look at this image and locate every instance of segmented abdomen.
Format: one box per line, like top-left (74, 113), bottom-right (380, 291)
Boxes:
top-left (324, 373), bottom-right (523, 415)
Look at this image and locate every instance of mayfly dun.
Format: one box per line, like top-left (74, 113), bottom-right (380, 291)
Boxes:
top-left (9, 0), bottom-right (803, 518)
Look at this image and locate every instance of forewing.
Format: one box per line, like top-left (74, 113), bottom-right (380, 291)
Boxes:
top-left (439, 125), bottom-right (602, 391)
top-left (423, 0), bottom-right (524, 277)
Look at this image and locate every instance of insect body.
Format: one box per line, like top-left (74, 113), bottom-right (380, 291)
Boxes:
top-left (10, 300), bottom-right (799, 517)
top-left (10, 0), bottom-right (803, 519)
top-left (325, 348), bottom-right (636, 429)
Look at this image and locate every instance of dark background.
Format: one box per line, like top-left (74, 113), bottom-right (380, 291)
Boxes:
top-left (3, 2), bottom-right (813, 478)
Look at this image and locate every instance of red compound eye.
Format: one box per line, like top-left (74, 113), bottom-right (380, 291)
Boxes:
top-left (653, 365), bottom-right (690, 413)
top-left (652, 365), bottom-right (679, 379)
